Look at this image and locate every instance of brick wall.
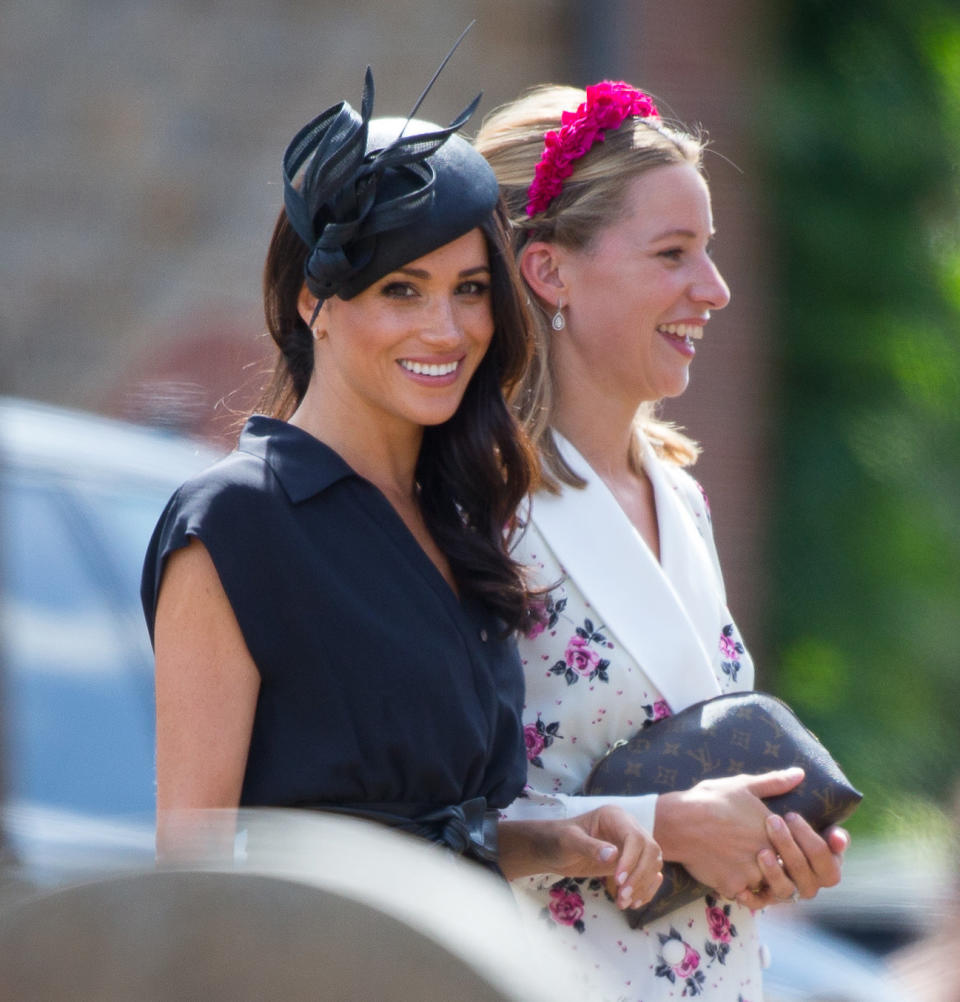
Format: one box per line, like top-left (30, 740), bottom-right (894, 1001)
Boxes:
top-left (2, 0), bottom-right (772, 652)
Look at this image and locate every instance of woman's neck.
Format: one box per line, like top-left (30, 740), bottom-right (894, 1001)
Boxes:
top-left (288, 389), bottom-right (422, 503)
top-left (552, 407), bottom-right (637, 481)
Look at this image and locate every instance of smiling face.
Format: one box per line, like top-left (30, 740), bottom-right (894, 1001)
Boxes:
top-left (299, 227), bottom-right (495, 437)
top-left (549, 162), bottom-right (730, 409)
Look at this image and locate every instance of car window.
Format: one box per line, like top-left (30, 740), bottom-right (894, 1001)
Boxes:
top-left (74, 479), bottom-right (172, 614)
top-left (1, 476), bottom-right (155, 817)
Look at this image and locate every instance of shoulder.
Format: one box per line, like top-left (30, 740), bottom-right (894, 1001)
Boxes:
top-left (171, 449), bottom-right (282, 524)
top-left (142, 448), bottom-right (284, 627)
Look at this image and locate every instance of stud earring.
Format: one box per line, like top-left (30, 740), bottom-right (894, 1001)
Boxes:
top-left (551, 300), bottom-right (566, 331)
top-left (312, 327), bottom-right (325, 341)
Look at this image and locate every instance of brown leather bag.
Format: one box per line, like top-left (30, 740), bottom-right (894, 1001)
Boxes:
top-left (582, 691), bottom-right (862, 928)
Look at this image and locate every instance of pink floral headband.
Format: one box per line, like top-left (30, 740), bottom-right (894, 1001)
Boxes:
top-left (525, 80), bottom-right (659, 217)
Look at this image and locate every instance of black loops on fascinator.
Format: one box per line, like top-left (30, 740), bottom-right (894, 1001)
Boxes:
top-left (281, 30), bottom-right (499, 308)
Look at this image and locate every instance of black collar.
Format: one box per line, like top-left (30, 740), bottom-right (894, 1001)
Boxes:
top-left (238, 416), bottom-right (356, 504)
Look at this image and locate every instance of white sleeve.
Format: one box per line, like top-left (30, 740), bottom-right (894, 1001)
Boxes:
top-left (502, 788), bottom-right (659, 835)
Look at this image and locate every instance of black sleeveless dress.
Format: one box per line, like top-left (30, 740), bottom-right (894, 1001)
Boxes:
top-left (142, 416), bottom-right (526, 862)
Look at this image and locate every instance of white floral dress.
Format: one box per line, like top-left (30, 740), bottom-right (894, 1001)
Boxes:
top-left (506, 433), bottom-right (768, 1001)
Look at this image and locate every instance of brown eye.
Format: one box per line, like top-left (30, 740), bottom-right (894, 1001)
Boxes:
top-left (381, 282), bottom-right (417, 298)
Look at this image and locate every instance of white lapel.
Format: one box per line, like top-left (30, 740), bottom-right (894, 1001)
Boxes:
top-left (639, 434), bottom-right (727, 669)
top-left (530, 434), bottom-right (721, 711)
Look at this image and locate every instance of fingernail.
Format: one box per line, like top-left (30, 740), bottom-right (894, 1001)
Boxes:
top-left (785, 812), bottom-right (801, 824)
top-left (759, 849), bottom-right (777, 867)
top-left (599, 845), bottom-right (616, 862)
top-left (766, 814), bottom-right (784, 834)
top-left (616, 870), bottom-right (628, 885)
top-left (619, 887), bottom-right (633, 906)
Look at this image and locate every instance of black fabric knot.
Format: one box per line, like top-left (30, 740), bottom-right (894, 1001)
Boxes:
top-left (304, 242), bottom-right (359, 298)
top-left (432, 807), bottom-right (472, 855)
top-left (417, 798), bottom-right (498, 864)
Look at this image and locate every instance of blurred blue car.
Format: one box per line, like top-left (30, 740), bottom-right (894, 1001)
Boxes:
top-left (0, 396), bottom-right (221, 877)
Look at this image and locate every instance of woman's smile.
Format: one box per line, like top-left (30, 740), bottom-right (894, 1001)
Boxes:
top-left (398, 356), bottom-right (464, 381)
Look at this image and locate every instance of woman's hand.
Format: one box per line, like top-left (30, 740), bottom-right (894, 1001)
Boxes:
top-left (499, 806), bottom-right (663, 909)
top-left (654, 767), bottom-right (807, 900)
top-left (734, 816), bottom-right (849, 911)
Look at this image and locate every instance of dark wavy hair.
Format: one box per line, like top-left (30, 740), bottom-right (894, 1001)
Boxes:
top-left (257, 200), bottom-right (539, 632)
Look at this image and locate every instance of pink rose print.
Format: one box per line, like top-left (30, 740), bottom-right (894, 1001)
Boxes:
top-left (652, 700), bottom-right (671, 721)
top-left (565, 635), bottom-right (600, 677)
top-left (719, 624), bottom-right (745, 682)
top-left (524, 724), bottom-right (546, 761)
top-left (525, 594), bottom-right (564, 638)
top-left (549, 619), bottom-right (611, 686)
top-left (526, 618), bottom-right (546, 640)
top-left (676, 943), bottom-right (701, 979)
top-left (704, 896), bottom-right (738, 966)
top-left (719, 634), bottom-right (738, 660)
top-left (548, 887), bottom-right (585, 927)
top-left (707, 905), bottom-right (732, 943)
top-left (656, 932), bottom-right (705, 990)
top-left (524, 715), bottom-right (563, 768)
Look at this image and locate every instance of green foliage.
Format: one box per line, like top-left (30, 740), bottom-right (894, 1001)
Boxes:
top-left (762, 0), bottom-right (960, 832)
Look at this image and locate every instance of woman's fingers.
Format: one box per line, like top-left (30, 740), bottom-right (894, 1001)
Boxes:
top-left (764, 813), bottom-right (815, 897)
top-left (783, 813), bottom-right (844, 891)
top-left (736, 813), bottom-right (846, 909)
top-left (743, 766), bottom-right (805, 800)
top-left (614, 832), bottom-right (663, 909)
top-left (561, 822), bottom-right (619, 871)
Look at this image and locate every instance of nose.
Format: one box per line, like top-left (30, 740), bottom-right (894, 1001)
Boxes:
top-left (420, 295), bottom-right (463, 346)
top-left (693, 255), bottom-right (731, 311)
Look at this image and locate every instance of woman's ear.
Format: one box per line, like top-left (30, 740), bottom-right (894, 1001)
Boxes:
top-left (519, 241), bottom-right (566, 307)
top-left (296, 284), bottom-right (326, 336)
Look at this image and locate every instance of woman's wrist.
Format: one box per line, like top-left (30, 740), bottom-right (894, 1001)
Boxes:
top-left (497, 818), bottom-right (562, 880)
top-left (652, 789), bottom-right (700, 865)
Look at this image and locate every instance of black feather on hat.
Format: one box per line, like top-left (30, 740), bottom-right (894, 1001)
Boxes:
top-left (281, 56), bottom-right (499, 307)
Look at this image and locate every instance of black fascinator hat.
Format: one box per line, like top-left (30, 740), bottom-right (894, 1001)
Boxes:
top-left (282, 63), bottom-right (499, 306)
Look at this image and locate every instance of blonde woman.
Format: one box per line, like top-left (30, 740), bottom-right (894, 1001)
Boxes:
top-left (476, 82), bottom-right (848, 1000)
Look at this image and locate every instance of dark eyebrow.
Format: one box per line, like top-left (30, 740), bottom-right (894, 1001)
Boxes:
top-left (393, 264), bottom-right (491, 279)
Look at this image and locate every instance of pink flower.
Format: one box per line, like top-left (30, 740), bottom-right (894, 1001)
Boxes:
top-left (707, 905), bottom-right (732, 943)
top-left (652, 700), bottom-right (671, 721)
top-left (564, 635), bottom-right (600, 677)
top-left (719, 633), bottom-right (739, 659)
top-left (548, 887), bottom-right (584, 926)
top-left (525, 80), bottom-right (659, 216)
top-left (524, 724), bottom-right (546, 761)
top-left (675, 943), bottom-right (701, 978)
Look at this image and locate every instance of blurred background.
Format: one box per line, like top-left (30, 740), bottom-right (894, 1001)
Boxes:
top-left (1, 0), bottom-right (958, 996)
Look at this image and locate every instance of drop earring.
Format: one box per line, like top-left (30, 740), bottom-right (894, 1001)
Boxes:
top-left (551, 300), bottom-right (566, 331)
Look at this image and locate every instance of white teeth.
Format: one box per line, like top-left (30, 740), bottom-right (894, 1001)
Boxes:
top-left (658, 323), bottom-right (704, 340)
top-left (400, 359), bottom-right (459, 376)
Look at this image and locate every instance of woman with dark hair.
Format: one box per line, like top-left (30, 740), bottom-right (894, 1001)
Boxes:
top-left (141, 69), bottom-right (663, 897)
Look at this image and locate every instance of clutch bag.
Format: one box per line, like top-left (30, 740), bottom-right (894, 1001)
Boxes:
top-left (582, 690), bottom-right (862, 928)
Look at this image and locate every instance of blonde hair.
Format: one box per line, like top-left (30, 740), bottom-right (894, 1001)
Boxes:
top-left (475, 84), bottom-right (704, 489)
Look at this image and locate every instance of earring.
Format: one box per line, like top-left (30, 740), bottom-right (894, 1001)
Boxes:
top-left (312, 327), bottom-right (325, 341)
top-left (551, 300), bottom-right (566, 331)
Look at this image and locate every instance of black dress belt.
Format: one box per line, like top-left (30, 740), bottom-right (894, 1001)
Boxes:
top-left (305, 797), bottom-right (500, 868)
